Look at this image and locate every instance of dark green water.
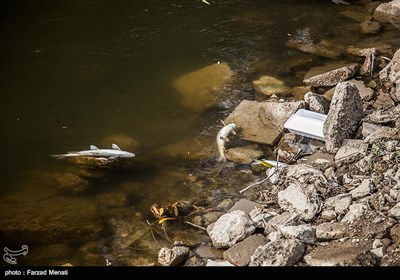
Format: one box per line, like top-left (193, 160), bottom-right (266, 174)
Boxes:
top-left (1, 0), bottom-right (390, 266)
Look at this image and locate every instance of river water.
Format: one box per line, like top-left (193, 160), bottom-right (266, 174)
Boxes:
top-left (1, 0), bottom-right (395, 266)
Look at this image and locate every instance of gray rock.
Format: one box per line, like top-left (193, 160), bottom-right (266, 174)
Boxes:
top-left (388, 203), bottom-right (400, 219)
top-left (350, 179), bottom-right (374, 199)
top-left (280, 224), bottom-right (316, 244)
top-left (249, 207), bottom-right (275, 228)
top-left (268, 231), bottom-right (282, 242)
top-left (341, 203), bottom-right (368, 223)
top-left (370, 247), bottom-right (385, 258)
top-left (347, 79), bottom-right (374, 101)
top-left (223, 234), bottom-right (268, 266)
top-left (374, 0), bottom-right (400, 30)
top-left (316, 222), bottom-right (348, 240)
top-left (184, 256), bottom-right (205, 267)
top-left (358, 49), bottom-right (377, 77)
top-left (208, 210), bottom-right (255, 249)
top-left (334, 139), bottom-right (367, 162)
top-left (203, 212), bottom-right (224, 226)
top-left (224, 100), bottom-right (305, 145)
top-left (303, 64), bottom-right (359, 87)
top-left (278, 183), bottom-right (323, 222)
top-left (321, 210), bottom-right (337, 221)
top-left (206, 259), bottom-right (234, 266)
top-left (285, 164), bottom-right (328, 187)
top-left (323, 81), bottom-right (363, 153)
top-left (173, 63), bottom-right (234, 112)
top-left (264, 212), bottom-right (299, 235)
top-left (304, 240), bottom-right (378, 266)
top-left (158, 246), bottom-right (190, 266)
top-left (304, 92), bottom-right (330, 114)
top-left (324, 193), bottom-right (352, 214)
top-left (364, 126), bottom-right (400, 143)
top-left (249, 239), bottom-right (305, 266)
top-left (229, 199), bottom-right (262, 215)
top-left (225, 144), bottom-right (263, 164)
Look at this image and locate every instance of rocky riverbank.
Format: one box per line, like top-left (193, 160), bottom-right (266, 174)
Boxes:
top-left (156, 0), bottom-right (400, 267)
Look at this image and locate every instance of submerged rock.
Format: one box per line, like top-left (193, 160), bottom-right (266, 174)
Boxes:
top-left (225, 144), bottom-right (263, 164)
top-left (323, 81), bottom-right (363, 153)
top-left (173, 63), bottom-right (234, 112)
top-left (158, 246), bottom-right (190, 266)
top-left (252, 76), bottom-right (291, 97)
top-left (224, 100), bottom-right (305, 145)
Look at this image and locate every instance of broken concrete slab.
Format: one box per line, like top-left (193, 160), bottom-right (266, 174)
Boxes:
top-left (229, 199), bottom-right (262, 215)
top-left (208, 210), bottom-right (255, 249)
top-left (347, 79), bottom-right (374, 101)
top-left (264, 212), bottom-right (299, 235)
top-left (388, 202), bottom-right (400, 219)
top-left (323, 81), bottom-right (364, 153)
top-left (158, 246), bottom-right (190, 266)
top-left (224, 100), bottom-right (305, 145)
top-left (303, 64), bottom-right (360, 87)
top-left (304, 240), bottom-right (378, 266)
top-left (278, 182), bottom-right (323, 222)
top-left (361, 122), bottom-right (381, 138)
top-left (223, 234), bottom-right (268, 266)
top-left (173, 63), bottom-right (234, 112)
top-left (341, 203), bottom-right (369, 223)
top-left (249, 208), bottom-right (276, 229)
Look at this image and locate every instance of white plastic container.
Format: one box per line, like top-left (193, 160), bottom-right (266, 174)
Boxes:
top-left (283, 109), bottom-right (327, 141)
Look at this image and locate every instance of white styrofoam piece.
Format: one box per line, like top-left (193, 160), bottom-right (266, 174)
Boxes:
top-left (283, 109), bottom-right (327, 141)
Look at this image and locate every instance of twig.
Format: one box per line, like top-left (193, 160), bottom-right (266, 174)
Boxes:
top-left (182, 220), bottom-right (207, 231)
top-left (146, 220), bottom-right (159, 245)
top-left (239, 169), bottom-right (277, 194)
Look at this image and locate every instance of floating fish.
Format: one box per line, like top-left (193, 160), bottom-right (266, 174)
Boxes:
top-left (51, 143), bottom-right (135, 160)
top-left (216, 122), bottom-right (236, 162)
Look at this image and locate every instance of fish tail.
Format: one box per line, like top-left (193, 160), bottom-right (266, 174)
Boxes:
top-left (51, 153), bottom-right (78, 158)
top-left (217, 154), bottom-right (226, 162)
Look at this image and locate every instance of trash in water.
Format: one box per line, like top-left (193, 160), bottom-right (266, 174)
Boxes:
top-left (284, 109), bottom-right (327, 141)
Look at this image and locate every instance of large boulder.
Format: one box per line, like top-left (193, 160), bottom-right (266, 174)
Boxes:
top-left (303, 64), bottom-right (360, 87)
top-left (373, 0), bottom-right (400, 30)
top-left (323, 81), bottom-right (363, 153)
top-left (224, 100), bottom-right (305, 145)
top-left (207, 210), bottom-right (255, 249)
top-left (173, 63), bottom-right (234, 111)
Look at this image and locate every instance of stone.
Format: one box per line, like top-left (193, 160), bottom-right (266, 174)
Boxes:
top-left (279, 224), bottom-right (316, 244)
top-left (323, 81), bottom-right (363, 153)
top-left (350, 179), bottom-right (374, 199)
top-left (249, 239), bottom-right (305, 266)
top-left (206, 260), bottom-right (235, 266)
top-left (203, 212), bottom-right (224, 226)
top-left (324, 193), bottom-right (352, 214)
top-left (253, 76), bottom-right (291, 97)
top-left (388, 203), bottom-right (400, 219)
top-left (224, 100), bottom-right (305, 145)
top-left (373, 91), bottom-right (395, 110)
top-left (291, 86), bottom-right (310, 99)
top-left (173, 63), bottom-right (234, 111)
top-left (264, 212), bottom-right (299, 235)
top-left (390, 223), bottom-right (400, 244)
top-left (225, 144), bottom-right (263, 164)
top-left (278, 183), bottom-right (323, 222)
top-left (364, 126), bottom-right (400, 143)
top-left (304, 240), bottom-right (378, 266)
top-left (341, 203), bottom-right (368, 223)
top-left (316, 222), bottom-right (348, 241)
top-left (370, 247), bottom-right (384, 258)
top-left (304, 92), bottom-right (330, 114)
top-left (194, 246), bottom-right (223, 260)
top-left (268, 231), bottom-right (282, 242)
top-left (361, 122), bottom-right (381, 138)
top-left (208, 210), bottom-right (255, 249)
top-left (158, 246), bottom-right (190, 266)
top-left (223, 234), bottom-right (268, 266)
top-left (347, 79), bottom-right (374, 101)
top-left (285, 164), bottom-right (328, 187)
top-left (249, 207), bottom-right (275, 228)
top-left (364, 106), bottom-right (400, 125)
top-left (358, 48), bottom-right (377, 76)
top-left (303, 64), bottom-right (359, 87)
top-left (321, 210), bottom-right (337, 221)
top-left (229, 199), bottom-right (262, 215)
top-left (334, 139), bottom-right (367, 162)
top-left (379, 49), bottom-right (400, 85)
top-left (374, 0), bottom-right (400, 30)
top-left (287, 38), bottom-right (340, 58)
top-left (184, 256), bottom-right (205, 267)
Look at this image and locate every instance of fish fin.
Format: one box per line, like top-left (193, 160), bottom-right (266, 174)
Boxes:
top-left (109, 155), bottom-right (119, 160)
top-left (90, 145), bottom-right (99, 150)
top-left (112, 143), bottom-right (121, 150)
top-left (232, 129), bottom-right (236, 135)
